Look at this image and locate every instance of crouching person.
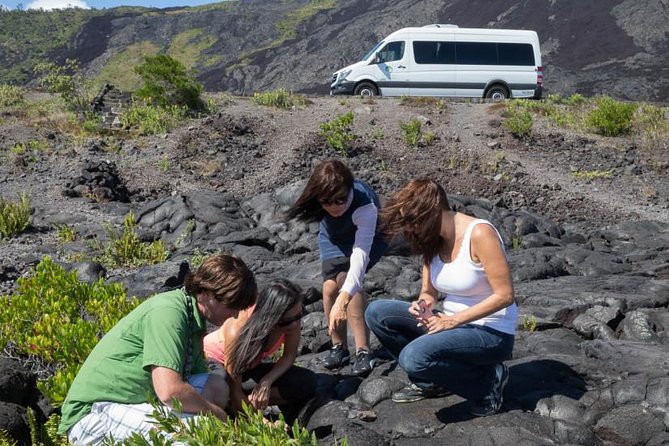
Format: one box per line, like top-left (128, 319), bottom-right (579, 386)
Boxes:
top-left (204, 279), bottom-right (317, 425)
top-left (58, 255), bottom-right (258, 445)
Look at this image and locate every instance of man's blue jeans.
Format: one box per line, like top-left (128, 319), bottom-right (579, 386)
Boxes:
top-left (365, 299), bottom-right (514, 401)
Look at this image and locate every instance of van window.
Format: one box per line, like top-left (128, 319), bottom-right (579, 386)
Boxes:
top-left (497, 43), bottom-right (535, 66)
top-left (456, 42), bottom-right (497, 65)
top-left (376, 41), bottom-right (405, 63)
top-left (413, 41), bottom-right (455, 64)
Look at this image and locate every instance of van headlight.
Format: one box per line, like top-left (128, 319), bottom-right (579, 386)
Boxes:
top-left (338, 69), bottom-right (352, 82)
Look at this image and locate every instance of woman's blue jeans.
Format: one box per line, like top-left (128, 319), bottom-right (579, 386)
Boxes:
top-left (365, 299), bottom-right (514, 401)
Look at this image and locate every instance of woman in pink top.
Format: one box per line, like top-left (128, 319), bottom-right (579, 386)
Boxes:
top-left (365, 179), bottom-right (517, 417)
top-left (203, 279), bottom-right (316, 424)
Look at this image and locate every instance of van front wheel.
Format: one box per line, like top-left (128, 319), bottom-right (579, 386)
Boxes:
top-left (354, 82), bottom-right (378, 97)
top-left (485, 86), bottom-right (509, 101)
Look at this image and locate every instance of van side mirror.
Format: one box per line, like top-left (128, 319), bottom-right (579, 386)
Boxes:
top-left (370, 53), bottom-right (380, 65)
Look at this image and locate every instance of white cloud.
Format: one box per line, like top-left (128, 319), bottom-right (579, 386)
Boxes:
top-left (26, 0), bottom-right (89, 9)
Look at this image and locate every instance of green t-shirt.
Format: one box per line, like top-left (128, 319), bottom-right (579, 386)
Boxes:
top-left (58, 288), bottom-right (207, 434)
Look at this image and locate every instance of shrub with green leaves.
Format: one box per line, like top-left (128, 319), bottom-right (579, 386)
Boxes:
top-left (33, 59), bottom-right (94, 118)
top-left (319, 111), bottom-right (356, 156)
top-left (0, 84), bottom-right (25, 107)
top-left (586, 96), bottom-right (638, 136)
top-left (0, 257), bottom-right (138, 406)
top-left (120, 103), bottom-right (187, 135)
top-left (134, 54), bottom-right (204, 110)
top-left (400, 118), bottom-right (422, 148)
top-left (114, 402), bottom-right (319, 446)
top-left (504, 105), bottom-right (533, 136)
top-left (96, 211), bottom-right (168, 268)
top-left (0, 193), bottom-right (31, 240)
top-left (252, 88), bottom-right (308, 109)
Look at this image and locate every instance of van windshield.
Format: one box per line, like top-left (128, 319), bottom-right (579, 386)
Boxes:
top-left (361, 41), bottom-right (384, 61)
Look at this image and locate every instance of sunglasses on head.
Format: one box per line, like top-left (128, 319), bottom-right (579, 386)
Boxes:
top-left (319, 193), bottom-right (348, 206)
top-left (277, 306), bottom-right (306, 327)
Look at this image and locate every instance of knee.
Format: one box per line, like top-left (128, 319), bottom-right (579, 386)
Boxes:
top-left (364, 300), bottom-right (382, 329)
top-left (398, 344), bottom-right (430, 375)
top-left (202, 374), bottom-right (229, 409)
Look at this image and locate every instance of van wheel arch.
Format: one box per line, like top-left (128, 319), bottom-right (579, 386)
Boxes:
top-left (484, 83), bottom-right (510, 101)
top-left (354, 82), bottom-right (379, 97)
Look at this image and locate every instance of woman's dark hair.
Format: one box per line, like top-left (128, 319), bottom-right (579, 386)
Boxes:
top-left (286, 159), bottom-right (354, 222)
top-left (227, 279), bottom-right (303, 376)
top-left (380, 178), bottom-right (450, 264)
top-left (184, 254), bottom-right (257, 310)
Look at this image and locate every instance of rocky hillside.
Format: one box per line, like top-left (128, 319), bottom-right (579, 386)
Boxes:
top-left (1, 0), bottom-right (669, 101)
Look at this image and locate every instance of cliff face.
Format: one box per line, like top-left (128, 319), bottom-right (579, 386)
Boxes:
top-left (5, 0), bottom-right (669, 101)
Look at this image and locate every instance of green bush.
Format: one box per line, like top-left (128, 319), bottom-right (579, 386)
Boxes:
top-left (0, 257), bottom-right (138, 406)
top-left (96, 211), bottom-right (168, 268)
top-left (0, 193), bottom-right (31, 240)
top-left (319, 111), bottom-right (356, 156)
top-left (252, 88), bottom-right (308, 109)
top-left (134, 54), bottom-right (204, 110)
top-left (114, 402), bottom-right (321, 446)
top-left (120, 103), bottom-right (187, 135)
top-left (400, 118), bottom-right (422, 148)
top-left (0, 84), bottom-right (25, 107)
top-left (504, 106), bottom-right (533, 136)
top-left (586, 96), bottom-right (638, 136)
top-left (33, 59), bottom-right (94, 118)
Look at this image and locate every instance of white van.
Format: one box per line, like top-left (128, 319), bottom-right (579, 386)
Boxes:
top-left (330, 24), bottom-right (542, 100)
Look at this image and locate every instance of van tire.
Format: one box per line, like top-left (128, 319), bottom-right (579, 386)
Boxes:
top-left (485, 85), bottom-right (509, 101)
top-left (354, 82), bottom-right (378, 97)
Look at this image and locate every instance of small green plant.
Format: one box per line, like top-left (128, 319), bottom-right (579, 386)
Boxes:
top-left (423, 130), bottom-right (436, 145)
top-left (400, 118), bottom-right (422, 148)
top-left (571, 168), bottom-right (615, 180)
top-left (28, 410), bottom-right (68, 446)
top-left (586, 96), bottom-right (638, 136)
top-left (370, 129), bottom-right (385, 140)
top-left (120, 103), bottom-right (186, 135)
top-left (0, 257), bottom-right (137, 406)
top-left (111, 401), bottom-right (319, 446)
top-left (503, 105), bottom-right (533, 136)
top-left (521, 314), bottom-right (538, 333)
top-left (56, 224), bottom-right (76, 243)
top-left (0, 193), bottom-right (31, 239)
top-left (0, 84), bottom-right (25, 107)
top-left (96, 211), bottom-right (168, 268)
top-left (319, 111), bottom-right (356, 156)
top-left (511, 235), bottom-right (522, 249)
top-left (0, 430), bottom-right (17, 446)
top-left (134, 54), bottom-right (205, 110)
top-left (33, 59), bottom-right (94, 119)
top-left (252, 88), bottom-right (308, 109)
top-left (158, 155), bottom-right (170, 173)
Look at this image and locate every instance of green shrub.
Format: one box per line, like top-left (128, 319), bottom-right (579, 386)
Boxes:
top-left (400, 118), bottom-right (422, 148)
top-left (586, 96), bottom-right (638, 136)
top-left (0, 193), bottom-right (31, 239)
top-left (115, 402), bottom-right (318, 446)
top-left (0, 257), bottom-right (138, 406)
top-left (33, 59), bottom-right (94, 118)
top-left (319, 111), bottom-right (356, 156)
top-left (56, 224), bottom-right (76, 243)
top-left (503, 106), bottom-right (533, 136)
top-left (134, 54), bottom-right (204, 110)
top-left (96, 211), bottom-right (168, 268)
top-left (120, 103), bottom-right (187, 135)
top-left (28, 410), bottom-right (68, 446)
top-left (252, 88), bottom-right (308, 109)
top-left (0, 84), bottom-right (25, 107)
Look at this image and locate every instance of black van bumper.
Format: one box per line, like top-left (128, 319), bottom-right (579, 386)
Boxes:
top-left (330, 81), bottom-right (355, 96)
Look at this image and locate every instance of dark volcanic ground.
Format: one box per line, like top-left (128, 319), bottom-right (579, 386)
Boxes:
top-left (1, 96), bottom-right (668, 445)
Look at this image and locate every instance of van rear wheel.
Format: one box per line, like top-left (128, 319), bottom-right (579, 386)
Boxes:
top-left (354, 82), bottom-right (378, 97)
top-left (485, 86), bottom-right (509, 101)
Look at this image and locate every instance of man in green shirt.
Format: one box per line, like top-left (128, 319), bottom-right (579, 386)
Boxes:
top-left (59, 254), bottom-right (257, 445)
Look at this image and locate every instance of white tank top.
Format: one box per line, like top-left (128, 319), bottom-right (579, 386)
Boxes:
top-left (429, 219), bottom-right (517, 335)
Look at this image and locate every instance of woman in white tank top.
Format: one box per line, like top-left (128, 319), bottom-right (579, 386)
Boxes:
top-left (365, 178), bottom-right (517, 417)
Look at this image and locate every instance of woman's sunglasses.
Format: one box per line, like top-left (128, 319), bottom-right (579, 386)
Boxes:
top-left (277, 307), bottom-right (306, 327)
top-left (319, 193), bottom-right (348, 206)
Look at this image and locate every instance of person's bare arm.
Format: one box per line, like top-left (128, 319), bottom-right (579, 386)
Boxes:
top-left (151, 366), bottom-right (227, 421)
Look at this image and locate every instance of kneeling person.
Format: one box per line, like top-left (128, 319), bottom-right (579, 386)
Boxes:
top-left (58, 255), bottom-right (258, 445)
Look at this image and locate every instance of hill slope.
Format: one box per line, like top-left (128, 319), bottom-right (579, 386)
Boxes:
top-left (1, 0), bottom-right (668, 101)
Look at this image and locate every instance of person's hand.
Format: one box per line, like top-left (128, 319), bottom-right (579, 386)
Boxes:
top-left (409, 299), bottom-right (432, 322)
top-left (249, 379), bottom-right (271, 411)
top-left (328, 291), bottom-right (350, 335)
top-left (424, 313), bottom-right (459, 334)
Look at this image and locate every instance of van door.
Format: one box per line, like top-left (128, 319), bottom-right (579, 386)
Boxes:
top-left (409, 35), bottom-right (456, 97)
top-left (372, 40), bottom-right (409, 96)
